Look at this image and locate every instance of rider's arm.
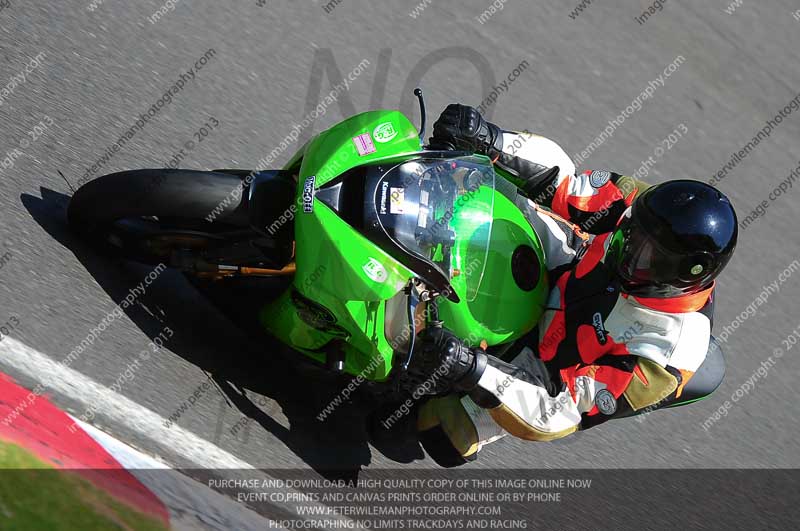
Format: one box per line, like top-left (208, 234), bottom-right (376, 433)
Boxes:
top-left (417, 349), bottom-right (695, 465)
top-left (496, 129), bottom-right (649, 235)
top-left (415, 309), bottom-right (709, 462)
top-left (470, 293), bottom-right (712, 440)
top-left (466, 350), bottom-right (693, 441)
top-left (428, 103), bottom-right (650, 235)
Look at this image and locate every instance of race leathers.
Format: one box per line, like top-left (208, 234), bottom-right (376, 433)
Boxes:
top-left (418, 131), bottom-right (714, 457)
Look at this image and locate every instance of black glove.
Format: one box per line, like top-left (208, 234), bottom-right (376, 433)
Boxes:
top-left (402, 325), bottom-right (487, 396)
top-left (429, 104), bottom-right (503, 156)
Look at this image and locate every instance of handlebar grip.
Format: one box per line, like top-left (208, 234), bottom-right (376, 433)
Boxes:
top-left (427, 139), bottom-right (456, 151)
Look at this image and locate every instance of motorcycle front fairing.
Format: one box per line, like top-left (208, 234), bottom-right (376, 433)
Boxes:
top-left (260, 110), bottom-right (549, 380)
top-left (261, 110), bottom-right (423, 380)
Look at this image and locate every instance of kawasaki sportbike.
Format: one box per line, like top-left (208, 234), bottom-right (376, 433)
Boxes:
top-left (68, 90), bottom-right (722, 407)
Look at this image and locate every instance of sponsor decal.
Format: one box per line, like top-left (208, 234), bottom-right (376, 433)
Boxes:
top-left (362, 258), bottom-right (388, 283)
top-left (595, 389), bottom-right (617, 415)
top-left (353, 132), bottom-right (376, 156)
top-left (302, 175), bottom-right (316, 213)
top-left (291, 290), bottom-right (349, 337)
top-left (389, 187), bottom-right (405, 214)
top-left (592, 312), bottom-right (607, 345)
top-left (373, 122), bottom-right (398, 143)
top-left (589, 170), bottom-right (611, 188)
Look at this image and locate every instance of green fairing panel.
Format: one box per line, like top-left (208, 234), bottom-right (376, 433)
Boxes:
top-left (260, 200), bottom-right (414, 380)
top-left (261, 111), bottom-right (423, 380)
top-left (299, 110), bottom-right (423, 186)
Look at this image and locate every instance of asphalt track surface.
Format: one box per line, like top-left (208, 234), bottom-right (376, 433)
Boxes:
top-left (1, 0), bottom-right (799, 513)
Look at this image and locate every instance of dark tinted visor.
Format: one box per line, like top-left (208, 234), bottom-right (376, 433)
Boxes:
top-left (609, 210), bottom-right (715, 295)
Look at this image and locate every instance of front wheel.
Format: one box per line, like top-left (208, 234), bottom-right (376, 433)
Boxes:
top-left (67, 169), bottom-right (290, 269)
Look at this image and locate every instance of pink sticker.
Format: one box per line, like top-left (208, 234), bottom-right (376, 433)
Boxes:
top-left (353, 133), bottom-right (376, 156)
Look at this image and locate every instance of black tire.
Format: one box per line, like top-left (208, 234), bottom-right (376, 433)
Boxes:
top-left (68, 169), bottom-right (251, 264)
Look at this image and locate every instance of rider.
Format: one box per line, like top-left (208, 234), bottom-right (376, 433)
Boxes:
top-left (403, 104), bottom-right (738, 464)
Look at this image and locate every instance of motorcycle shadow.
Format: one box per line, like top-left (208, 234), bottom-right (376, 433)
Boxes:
top-left (21, 187), bottom-right (426, 480)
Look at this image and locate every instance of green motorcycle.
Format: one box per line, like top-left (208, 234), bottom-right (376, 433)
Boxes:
top-left (67, 90), bottom-right (551, 396)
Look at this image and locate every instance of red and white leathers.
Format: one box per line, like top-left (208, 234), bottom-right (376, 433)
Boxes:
top-left (419, 131), bottom-right (715, 454)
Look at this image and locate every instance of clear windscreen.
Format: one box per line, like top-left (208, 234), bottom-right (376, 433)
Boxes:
top-left (372, 156), bottom-right (495, 297)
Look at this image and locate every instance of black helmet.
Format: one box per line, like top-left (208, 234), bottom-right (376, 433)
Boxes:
top-left (607, 180), bottom-right (737, 298)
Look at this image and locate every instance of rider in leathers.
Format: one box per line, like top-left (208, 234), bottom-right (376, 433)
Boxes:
top-left (404, 104), bottom-right (738, 464)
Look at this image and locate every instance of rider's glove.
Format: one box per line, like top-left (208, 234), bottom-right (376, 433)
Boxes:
top-left (403, 325), bottom-right (487, 396)
top-left (429, 104), bottom-right (503, 156)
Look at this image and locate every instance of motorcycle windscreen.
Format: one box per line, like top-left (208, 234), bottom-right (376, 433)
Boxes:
top-left (371, 156), bottom-right (494, 299)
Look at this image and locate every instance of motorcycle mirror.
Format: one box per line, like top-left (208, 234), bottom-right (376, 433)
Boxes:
top-left (399, 280), bottom-right (422, 370)
top-left (414, 88), bottom-right (426, 145)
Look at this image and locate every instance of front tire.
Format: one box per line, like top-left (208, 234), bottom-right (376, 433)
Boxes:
top-left (68, 169), bottom-right (252, 264)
